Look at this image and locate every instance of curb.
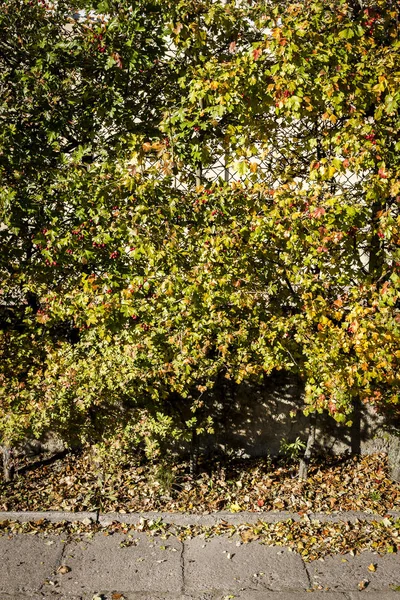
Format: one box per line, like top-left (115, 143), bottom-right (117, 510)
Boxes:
top-left (0, 510), bottom-right (399, 526)
top-left (0, 511), bottom-right (98, 523)
top-left (98, 509), bottom-right (400, 526)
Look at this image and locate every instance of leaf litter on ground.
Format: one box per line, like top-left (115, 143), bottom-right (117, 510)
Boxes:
top-left (1, 450), bottom-right (399, 515)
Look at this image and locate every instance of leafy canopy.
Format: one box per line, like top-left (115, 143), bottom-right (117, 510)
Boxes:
top-left (1, 0), bottom-right (399, 454)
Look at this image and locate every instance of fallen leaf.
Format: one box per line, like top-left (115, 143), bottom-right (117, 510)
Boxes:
top-left (57, 565), bottom-right (71, 574)
top-left (240, 529), bottom-right (259, 543)
top-left (367, 563), bottom-right (376, 572)
top-left (358, 579), bottom-right (369, 590)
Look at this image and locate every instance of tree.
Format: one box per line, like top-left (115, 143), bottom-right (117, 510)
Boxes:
top-left (0, 0), bottom-right (259, 470)
top-left (1, 0), bottom-right (399, 479)
top-left (0, 0), bottom-right (177, 467)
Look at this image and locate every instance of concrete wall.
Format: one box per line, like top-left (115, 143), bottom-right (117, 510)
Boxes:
top-left (197, 371), bottom-right (394, 459)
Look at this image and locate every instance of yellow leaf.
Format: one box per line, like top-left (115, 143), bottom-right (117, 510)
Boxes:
top-left (368, 564), bottom-right (376, 572)
top-left (327, 165), bottom-right (337, 178)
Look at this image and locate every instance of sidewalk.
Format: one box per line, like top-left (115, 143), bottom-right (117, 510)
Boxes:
top-left (1, 511), bottom-right (400, 600)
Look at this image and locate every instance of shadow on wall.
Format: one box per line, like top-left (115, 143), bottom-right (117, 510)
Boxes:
top-left (197, 371), bottom-right (390, 459)
top-left (14, 371), bottom-right (395, 466)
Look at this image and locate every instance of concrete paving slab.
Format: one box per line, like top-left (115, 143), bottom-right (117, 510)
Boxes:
top-left (118, 594), bottom-right (365, 600)
top-left (0, 594), bottom-right (255, 600)
top-left (0, 534), bottom-right (65, 593)
top-left (184, 535), bottom-right (309, 592)
top-left (1, 595), bottom-right (85, 600)
top-left (0, 594), bottom-right (398, 600)
top-left (93, 595), bottom-right (211, 600)
top-left (29, 594), bottom-right (355, 600)
top-left (230, 594), bottom-right (349, 600)
top-left (227, 595), bottom-right (400, 600)
top-left (306, 551), bottom-right (400, 591)
top-left (0, 595), bottom-right (84, 600)
top-left (55, 532), bottom-right (183, 595)
top-left (349, 594), bottom-right (400, 600)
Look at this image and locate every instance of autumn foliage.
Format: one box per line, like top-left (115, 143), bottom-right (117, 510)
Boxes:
top-left (0, 0), bottom-right (399, 462)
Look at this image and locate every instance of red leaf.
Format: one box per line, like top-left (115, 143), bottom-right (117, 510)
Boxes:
top-left (312, 207), bottom-right (326, 219)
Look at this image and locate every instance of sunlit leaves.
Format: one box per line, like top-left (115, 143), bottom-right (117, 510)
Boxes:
top-left (0, 0), bottom-right (399, 455)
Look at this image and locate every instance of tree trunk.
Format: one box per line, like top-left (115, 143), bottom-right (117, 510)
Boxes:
top-left (350, 396), bottom-right (362, 455)
top-left (388, 435), bottom-right (400, 483)
top-left (369, 200), bottom-right (385, 280)
top-left (2, 446), bottom-right (15, 482)
top-left (190, 428), bottom-right (198, 478)
top-left (298, 413), bottom-right (317, 480)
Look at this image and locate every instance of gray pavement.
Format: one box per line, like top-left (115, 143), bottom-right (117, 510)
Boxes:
top-left (1, 510), bottom-right (400, 526)
top-left (0, 512), bottom-right (400, 600)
